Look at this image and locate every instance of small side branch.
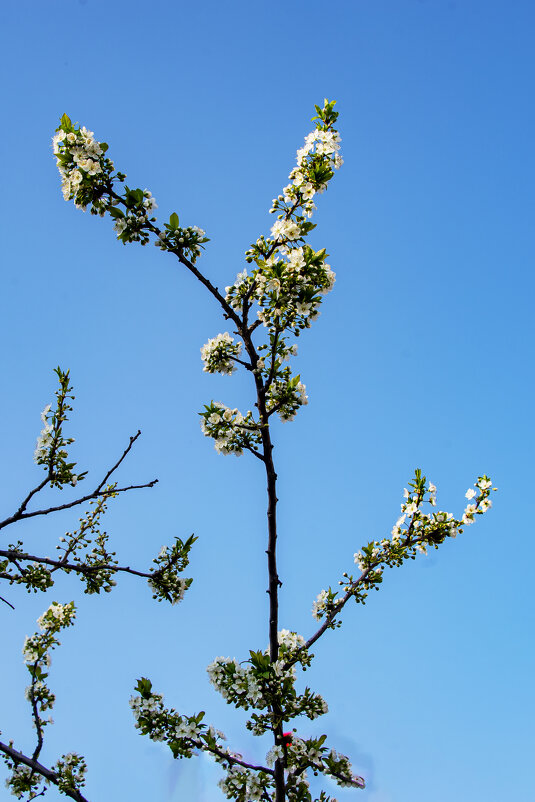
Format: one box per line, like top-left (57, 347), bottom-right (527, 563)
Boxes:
top-left (0, 430), bottom-right (157, 532)
top-left (0, 549), bottom-right (156, 581)
top-left (0, 741), bottom-right (90, 802)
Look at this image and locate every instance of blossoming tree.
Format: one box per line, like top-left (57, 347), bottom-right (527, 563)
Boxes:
top-left (1, 101), bottom-right (495, 802)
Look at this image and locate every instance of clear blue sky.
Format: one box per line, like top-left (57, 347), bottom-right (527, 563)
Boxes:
top-left (1, 1), bottom-right (533, 801)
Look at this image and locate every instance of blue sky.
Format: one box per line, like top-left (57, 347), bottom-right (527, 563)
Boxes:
top-left (1, 1), bottom-right (534, 800)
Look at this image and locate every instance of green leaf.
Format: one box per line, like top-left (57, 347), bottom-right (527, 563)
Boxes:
top-left (169, 212), bottom-right (179, 230)
top-left (108, 207), bottom-right (124, 219)
top-left (135, 677), bottom-right (153, 696)
top-left (60, 113), bottom-right (72, 131)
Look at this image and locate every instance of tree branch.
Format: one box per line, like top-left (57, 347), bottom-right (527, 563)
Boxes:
top-left (0, 549), bottom-right (157, 581)
top-left (0, 431), bottom-right (156, 532)
top-left (0, 741), bottom-right (90, 802)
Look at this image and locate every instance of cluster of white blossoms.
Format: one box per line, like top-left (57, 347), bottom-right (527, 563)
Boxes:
top-left (333, 473), bottom-right (497, 608)
top-left (32, 369), bottom-right (82, 488)
top-left (53, 124), bottom-right (105, 202)
top-left (37, 601), bottom-right (75, 631)
top-left (155, 222), bottom-right (208, 264)
top-left (206, 630), bottom-right (326, 739)
top-left (308, 474), bottom-right (496, 619)
top-left (266, 374), bottom-right (308, 422)
top-left (112, 188), bottom-right (158, 244)
top-left (33, 404), bottom-right (53, 464)
top-left (218, 765), bottom-right (270, 802)
top-left (147, 535), bottom-right (195, 605)
top-left (463, 477), bottom-right (493, 524)
top-left (226, 245), bottom-right (336, 335)
top-left (23, 601), bottom-right (76, 667)
top-left (53, 116), bottom-right (114, 214)
top-left (201, 332), bottom-right (242, 375)
top-left (131, 678), bottom-right (246, 768)
top-left (200, 402), bottom-right (262, 456)
top-left (4, 762), bottom-right (43, 799)
top-left (4, 603), bottom-right (83, 800)
top-left (207, 657), bottom-right (267, 710)
top-left (4, 753), bottom-right (87, 802)
top-left (311, 588), bottom-right (338, 621)
top-left (283, 737), bottom-right (364, 791)
top-left (277, 629), bottom-right (306, 653)
top-left (130, 689), bottom-right (168, 742)
top-left (355, 476), bottom-right (495, 571)
top-left (54, 753), bottom-right (88, 795)
top-left (271, 124), bottom-right (343, 224)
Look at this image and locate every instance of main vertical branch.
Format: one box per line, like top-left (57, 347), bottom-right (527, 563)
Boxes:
top-left (261, 424), bottom-right (285, 802)
top-left (244, 336), bottom-right (286, 802)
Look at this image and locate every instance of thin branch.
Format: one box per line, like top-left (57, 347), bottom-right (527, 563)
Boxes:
top-left (288, 759), bottom-right (364, 789)
top-left (0, 741), bottom-right (90, 802)
top-left (29, 664), bottom-right (44, 762)
top-left (230, 355), bottom-right (254, 371)
top-left (295, 518), bottom-right (428, 663)
top-left (192, 739), bottom-right (274, 776)
top-left (240, 443), bottom-right (266, 463)
top-left (0, 549), bottom-right (156, 581)
top-left (260, 326), bottom-right (283, 397)
top-left (13, 477), bottom-right (50, 521)
top-left (0, 594), bottom-right (15, 609)
top-left (95, 429), bottom-right (142, 490)
top-left (0, 432), bottom-right (157, 532)
top-left (0, 480), bottom-right (157, 531)
top-left (107, 191), bottom-right (241, 327)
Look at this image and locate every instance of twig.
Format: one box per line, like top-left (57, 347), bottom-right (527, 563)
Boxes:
top-left (0, 432), bottom-right (157, 532)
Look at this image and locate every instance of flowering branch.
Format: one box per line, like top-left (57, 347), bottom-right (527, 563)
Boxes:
top-left (1, 603), bottom-right (90, 802)
top-left (0, 741), bottom-right (90, 802)
top-left (0, 426), bottom-right (156, 533)
top-left (301, 473), bottom-right (496, 660)
top-left (0, 370), bottom-right (194, 608)
top-left (49, 99), bottom-right (495, 802)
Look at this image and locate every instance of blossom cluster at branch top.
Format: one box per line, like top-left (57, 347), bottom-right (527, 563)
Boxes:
top-left (267, 100), bottom-right (342, 228)
top-left (201, 333), bottom-right (243, 375)
top-left (198, 103), bottom-right (342, 447)
top-left (200, 402), bottom-right (262, 456)
top-left (54, 116), bottom-right (212, 261)
top-left (53, 115), bottom-right (115, 214)
top-left (32, 368), bottom-right (84, 488)
top-left (147, 535), bottom-right (196, 604)
top-left (34, 404), bottom-right (53, 463)
top-left (23, 601), bottom-right (76, 666)
top-left (53, 115), bottom-right (162, 247)
top-left (226, 99), bottom-right (340, 322)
